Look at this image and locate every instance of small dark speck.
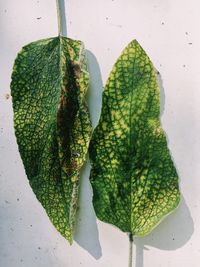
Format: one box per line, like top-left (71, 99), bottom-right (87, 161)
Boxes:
top-left (172, 238), bottom-right (175, 240)
top-left (20, 259), bottom-right (23, 262)
top-left (183, 64), bottom-right (186, 68)
top-left (30, 224), bottom-right (33, 227)
top-left (188, 42), bottom-right (193, 45)
top-left (106, 17), bottom-right (109, 20)
top-left (5, 200), bottom-right (10, 204)
top-left (161, 22), bottom-right (165, 25)
top-left (37, 17), bottom-right (42, 20)
top-left (10, 227), bottom-right (14, 232)
top-left (156, 71), bottom-right (160, 75)
top-left (185, 32), bottom-right (189, 35)
top-left (4, 9), bottom-right (7, 13)
top-left (5, 94), bottom-right (10, 100)
top-left (17, 198), bottom-right (20, 201)
top-left (38, 247), bottom-right (41, 250)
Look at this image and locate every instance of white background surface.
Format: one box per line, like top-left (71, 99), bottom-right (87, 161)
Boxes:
top-left (0, 0), bottom-right (199, 266)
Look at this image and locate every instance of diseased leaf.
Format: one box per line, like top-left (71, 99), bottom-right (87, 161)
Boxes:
top-left (11, 36), bottom-right (91, 244)
top-left (89, 40), bottom-right (180, 237)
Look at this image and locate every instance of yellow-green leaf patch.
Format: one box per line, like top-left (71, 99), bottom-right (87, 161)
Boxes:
top-left (89, 40), bottom-right (180, 237)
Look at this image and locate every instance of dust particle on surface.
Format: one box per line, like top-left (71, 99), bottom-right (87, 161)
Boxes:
top-left (5, 93), bottom-right (10, 100)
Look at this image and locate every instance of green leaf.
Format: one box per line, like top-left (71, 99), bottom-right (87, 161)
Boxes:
top-left (89, 40), bottom-right (180, 237)
top-left (11, 36), bottom-right (91, 244)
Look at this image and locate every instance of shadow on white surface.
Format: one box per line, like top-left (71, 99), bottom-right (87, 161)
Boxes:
top-left (134, 196), bottom-right (194, 267)
top-left (73, 50), bottom-right (104, 259)
top-left (86, 50), bottom-right (104, 128)
top-left (133, 72), bottom-right (194, 267)
top-left (157, 71), bottom-right (165, 117)
top-left (74, 160), bottom-right (102, 260)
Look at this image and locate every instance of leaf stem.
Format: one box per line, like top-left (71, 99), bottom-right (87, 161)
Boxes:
top-left (56, 0), bottom-right (62, 36)
top-left (128, 233), bottom-right (133, 267)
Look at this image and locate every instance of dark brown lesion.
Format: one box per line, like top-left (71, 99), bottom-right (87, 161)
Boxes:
top-left (57, 59), bottom-right (80, 178)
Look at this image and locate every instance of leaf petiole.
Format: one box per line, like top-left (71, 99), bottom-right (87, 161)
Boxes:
top-left (129, 233), bottom-right (133, 267)
top-left (56, 0), bottom-right (63, 36)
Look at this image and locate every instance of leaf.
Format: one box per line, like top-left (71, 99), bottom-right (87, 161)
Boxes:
top-left (89, 40), bottom-right (180, 237)
top-left (11, 36), bottom-right (92, 244)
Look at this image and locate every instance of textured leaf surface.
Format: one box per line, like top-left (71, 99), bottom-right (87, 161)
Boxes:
top-left (89, 40), bottom-right (180, 236)
top-left (11, 36), bottom-right (91, 243)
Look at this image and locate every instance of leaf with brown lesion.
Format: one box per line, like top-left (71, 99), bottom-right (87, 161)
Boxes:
top-left (11, 36), bottom-right (92, 244)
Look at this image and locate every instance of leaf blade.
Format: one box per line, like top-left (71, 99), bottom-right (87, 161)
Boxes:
top-left (11, 36), bottom-right (91, 243)
top-left (89, 40), bottom-right (180, 236)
